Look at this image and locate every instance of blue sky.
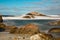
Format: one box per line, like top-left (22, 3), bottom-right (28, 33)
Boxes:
top-left (0, 0), bottom-right (60, 15)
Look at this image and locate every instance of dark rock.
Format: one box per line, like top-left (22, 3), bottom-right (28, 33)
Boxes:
top-left (8, 26), bottom-right (18, 33)
top-left (0, 23), bottom-right (6, 32)
top-left (0, 15), bottom-right (3, 23)
top-left (48, 28), bottom-right (60, 33)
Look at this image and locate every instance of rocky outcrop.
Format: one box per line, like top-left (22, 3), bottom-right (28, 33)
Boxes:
top-left (0, 15), bottom-right (3, 23)
top-left (23, 15), bottom-right (34, 18)
top-left (26, 12), bottom-right (46, 16)
top-left (18, 24), bottom-right (40, 35)
top-left (9, 26), bottom-right (18, 33)
top-left (0, 15), bottom-right (6, 32)
top-left (22, 12), bottom-right (46, 18)
top-left (48, 28), bottom-right (60, 33)
top-left (0, 23), bottom-right (17, 32)
top-left (5, 26), bottom-right (17, 32)
top-left (30, 32), bottom-right (55, 40)
top-left (0, 23), bottom-right (6, 32)
top-left (0, 15), bottom-right (18, 32)
top-left (9, 23), bottom-right (40, 35)
top-left (47, 21), bottom-right (60, 26)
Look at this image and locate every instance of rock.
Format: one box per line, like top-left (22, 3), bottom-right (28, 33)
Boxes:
top-left (23, 12), bottom-right (46, 18)
top-left (48, 28), bottom-right (60, 33)
top-left (0, 23), bottom-right (6, 32)
top-left (23, 15), bottom-right (34, 18)
top-left (0, 15), bottom-right (7, 32)
top-left (0, 23), bottom-right (6, 28)
top-left (0, 15), bottom-right (18, 32)
top-left (18, 23), bottom-right (40, 35)
top-left (55, 37), bottom-right (60, 40)
top-left (26, 13), bottom-right (33, 15)
top-left (26, 12), bottom-right (46, 16)
top-left (30, 32), bottom-right (55, 40)
top-left (0, 15), bottom-right (3, 23)
top-left (9, 23), bottom-right (40, 35)
top-left (9, 26), bottom-right (18, 34)
top-left (47, 21), bottom-right (60, 26)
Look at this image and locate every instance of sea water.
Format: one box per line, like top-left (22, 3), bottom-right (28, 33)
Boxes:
top-left (3, 19), bottom-right (60, 30)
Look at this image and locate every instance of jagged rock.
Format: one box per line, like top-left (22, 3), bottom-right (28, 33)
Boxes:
top-left (48, 28), bottom-right (60, 33)
top-left (47, 21), bottom-right (60, 26)
top-left (48, 28), bottom-right (60, 40)
top-left (22, 12), bottom-right (46, 18)
top-left (30, 32), bottom-right (55, 40)
top-left (0, 15), bottom-right (3, 23)
top-left (18, 23), bottom-right (40, 35)
top-left (26, 12), bottom-right (46, 16)
top-left (9, 23), bottom-right (40, 35)
top-left (0, 23), bottom-right (6, 28)
top-left (9, 26), bottom-right (18, 34)
top-left (0, 15), bottom-right (6, 32)
top-left (0, 23), bottom-right (6, 32)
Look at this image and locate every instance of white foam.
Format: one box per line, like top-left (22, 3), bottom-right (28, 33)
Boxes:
top-left (2, 15), bottom-right (60, 20)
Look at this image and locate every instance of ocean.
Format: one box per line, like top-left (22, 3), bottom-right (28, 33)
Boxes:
top-left (3, 19), bottom-right (60, 30)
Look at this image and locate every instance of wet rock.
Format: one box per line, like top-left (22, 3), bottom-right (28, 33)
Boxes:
top-left (0, 15), bottom-right (7, 32)
top-left (18, 23), bottom-right (40, 35)
top-left (48, 28), bottom-right (60, 33)
top-left (9, 26), bottom-right (18, 33)
top-left (0, 23), bottom-right (6, 32)
top-left (9, 23), bottom-right (40, 35)
top-left (0, 15), bottom-right (3, 23)
top-left (30, 32), bottom-right (55, 40)
top-left (47, 21), bottom-right (60, 26)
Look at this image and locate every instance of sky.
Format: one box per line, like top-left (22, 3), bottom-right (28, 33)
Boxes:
top-left (0, 0), bottom-right (60, 15)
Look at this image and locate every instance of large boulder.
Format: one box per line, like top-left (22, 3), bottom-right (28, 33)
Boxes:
top-left (0, 23), bottom-right (6, 32)
top-left (18, 23), bottom-right (40, 35)
top-left (9, 23), bottom-right (40, 35)
top-left (30, 32), bottom-right (55, 40)
top-left (48, 28), bottom-right (60, 33)
top-left (47, 21), bottom-right (60, 26)
top-left (9, 26), bottom-right (18, 33)
top-left (48, 28), bottom-right (60, 40)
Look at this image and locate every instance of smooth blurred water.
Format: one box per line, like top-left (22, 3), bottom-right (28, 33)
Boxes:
top-left (3, 20), bottom-right (54, 26)
top-left (3, 19), bottom-right (60, 30)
